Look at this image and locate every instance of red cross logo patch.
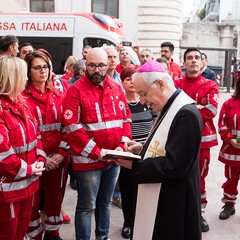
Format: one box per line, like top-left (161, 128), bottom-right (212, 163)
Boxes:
top-left (64, 110), bottom-right (73, 120)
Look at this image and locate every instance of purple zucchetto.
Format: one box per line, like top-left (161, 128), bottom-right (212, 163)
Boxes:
top-left (137, 60), bottom-right (167, 73)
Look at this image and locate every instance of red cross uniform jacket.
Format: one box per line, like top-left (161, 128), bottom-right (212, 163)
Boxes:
top-left (62, 75), bottom-right (132, 171)
top-left (169, 59), bottom-right (182, 81)
top-left (218, 97), bottom-right (240, 167)
top-left (22, 83), bottom-right (69, 165)
top-left (175, 74), bottom-right (219, 149)
top-left (0, 95), bottom-right (46, 203)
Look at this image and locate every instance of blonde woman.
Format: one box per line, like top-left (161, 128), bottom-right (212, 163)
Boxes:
top-left (0, 56), bottom-right (45, 240)
top-left (61, 55), bottom-right (77, 83)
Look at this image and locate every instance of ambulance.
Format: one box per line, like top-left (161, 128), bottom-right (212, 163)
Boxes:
top-left (0, 12), bottom-right (138, 71)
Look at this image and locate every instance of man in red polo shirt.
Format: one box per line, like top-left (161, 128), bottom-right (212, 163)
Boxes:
top-left (160, 41), bottom-right (182, 81)
top-left (116, 48), bottom-right (136, 74)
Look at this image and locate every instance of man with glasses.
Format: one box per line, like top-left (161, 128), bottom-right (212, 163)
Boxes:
top-left (160, 41), bottom-right (182, 81)
top-left (117, 60), bottom-right (202, 240)
top-left (62, 47), bottom-right (132, 240)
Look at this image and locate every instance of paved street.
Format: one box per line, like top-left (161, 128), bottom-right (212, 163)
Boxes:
top-left (60, 90), bottom-right (240, 240)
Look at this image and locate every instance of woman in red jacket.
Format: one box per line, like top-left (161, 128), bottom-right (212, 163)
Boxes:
top-left (0, 56), bottom-right (45, 240)
top-left (218, 78), bottom-right (240, 220)
top-left (22, 51), bottom-right (69, 240)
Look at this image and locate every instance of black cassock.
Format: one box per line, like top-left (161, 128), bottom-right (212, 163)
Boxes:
top-left (132, 90), bottom-right (202, 240)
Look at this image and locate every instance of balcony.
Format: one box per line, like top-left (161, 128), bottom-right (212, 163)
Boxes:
top-left (204, 3), bottom-right (219, 22)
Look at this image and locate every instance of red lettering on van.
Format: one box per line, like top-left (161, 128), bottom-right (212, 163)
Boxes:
top-left (21, 22), bottom-right (67, 31)
top-left (0, 22), bottom-right (16, 31)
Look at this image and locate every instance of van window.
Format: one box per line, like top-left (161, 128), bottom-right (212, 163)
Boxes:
top-left (30, 0), bottom-right (54, 12)
top-left (17, 36), bottom-right (72, 72)
top-left (83, 38), bottom-right (115, 48)
top-left (92, 0), bottom-right (119, 18)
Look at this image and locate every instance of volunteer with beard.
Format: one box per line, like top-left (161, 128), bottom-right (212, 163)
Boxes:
top-left (62, 47), bottom-right (132, 240)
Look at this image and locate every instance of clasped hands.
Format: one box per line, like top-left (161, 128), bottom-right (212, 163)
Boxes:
top-left (30, 153), bottom-right (64, 176)
top-left (45, 153), bottom-right (64, 171)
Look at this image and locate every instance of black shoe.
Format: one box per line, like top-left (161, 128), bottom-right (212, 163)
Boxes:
top-left (201, 216), bottom-right (209, 232)
top-left (43, 233), bottom-right (63, 240)
top-left (70, 178), bottom-right (77, 190)
top-left (121, 226), bottom-right (131, 239)
top-left (219, 204), bottom-right (235, 220)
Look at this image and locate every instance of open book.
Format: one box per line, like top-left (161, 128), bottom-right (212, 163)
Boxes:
top-left (101, 149), bottom-right (141, 160)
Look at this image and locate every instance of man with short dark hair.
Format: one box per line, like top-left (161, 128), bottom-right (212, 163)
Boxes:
top-left (19, 42), bottom-right (34, 59)
top-left (0, 35), bottom-right (19, 57)
top-left (175, 47), bottom-right (219, 232)
top-left (160, 41), bottom-right (182, 80)
top-left (82, 45), bottom-right (92, 60)
top-left (201, 52), bottom-right (216, 82)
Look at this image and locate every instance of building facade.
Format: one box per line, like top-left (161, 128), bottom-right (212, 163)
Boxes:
top-left (0, 0), bottom-right (183, 63)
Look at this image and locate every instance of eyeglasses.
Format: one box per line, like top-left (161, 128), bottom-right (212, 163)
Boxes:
top-left (137, 81), bottom-right (158, 98)
top-left (87, 63), bottom-right (107, 71)
top-left (30, 65), bottom-right (50, 71)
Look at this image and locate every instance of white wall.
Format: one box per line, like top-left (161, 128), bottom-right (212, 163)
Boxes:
top-left (118, 0), bottom-right (139, 43)
top-left (119, 0), bottom-right (183, 63)
top-left (55, 0), bottom-right (91, 13)
top-left (220, 0), bottom-right (233, 22)
top-left (0, 0), bottom-right (29, 12)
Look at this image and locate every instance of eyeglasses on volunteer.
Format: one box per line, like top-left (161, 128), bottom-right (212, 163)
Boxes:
top-left (87, 63), bottom-right (107, 71)
top-left (30, 65), bottom-right (51, 71)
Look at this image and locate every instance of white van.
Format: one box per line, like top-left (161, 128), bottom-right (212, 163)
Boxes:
top-left (0, 12), bottom-right (138, 71)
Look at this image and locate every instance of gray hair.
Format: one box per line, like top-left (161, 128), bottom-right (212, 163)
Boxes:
top-left (102, 45), bottom-right (117, 55)
top-left (133, 71), bottom-right (175, 89)
top-left (73, 59), bottom-right (86, 76)
top-left (140, 48), bottom-right (152, 55)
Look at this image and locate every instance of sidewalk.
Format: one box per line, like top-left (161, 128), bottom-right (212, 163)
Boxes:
top-left (60, 91), bottom-right (240, 240)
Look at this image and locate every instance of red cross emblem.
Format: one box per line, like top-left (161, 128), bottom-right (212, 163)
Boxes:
top-left (64, 110), bottom-right (73, 120)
